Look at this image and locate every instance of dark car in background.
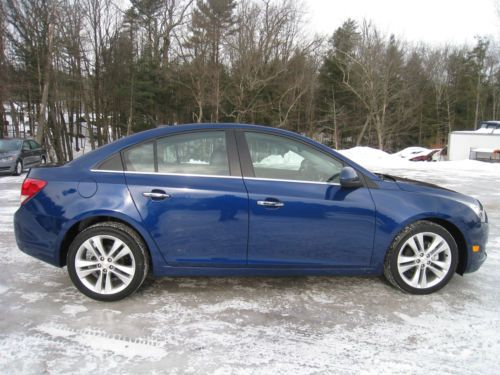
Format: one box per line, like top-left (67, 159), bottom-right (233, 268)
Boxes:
top-left (0, 139), bottom-right (47, 175)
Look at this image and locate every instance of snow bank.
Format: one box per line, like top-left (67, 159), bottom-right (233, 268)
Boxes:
top-left (338, 146), bottom-right (407, 168)
top-left (338, 146), bottom-right (500, 174)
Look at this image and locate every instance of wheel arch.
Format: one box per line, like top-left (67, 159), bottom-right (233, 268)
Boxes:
top-left (424, 217), bottom-right (468, 275)
top-left (58, 213), bottom-right (161, 273)
top-left (387, 216), bottom-right (468, 276)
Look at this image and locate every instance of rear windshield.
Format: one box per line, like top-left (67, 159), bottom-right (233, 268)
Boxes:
top-left (0, 139), bottom-right (22, 152)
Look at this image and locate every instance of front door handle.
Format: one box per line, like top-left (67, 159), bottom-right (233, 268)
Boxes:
top-left (142, 190), bottom-right (171, 200)
top-left (257, 199), bottom-right (284, 208)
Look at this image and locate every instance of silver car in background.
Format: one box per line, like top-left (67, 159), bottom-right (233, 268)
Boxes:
top-left (0, 139), bottom-right (47, 175)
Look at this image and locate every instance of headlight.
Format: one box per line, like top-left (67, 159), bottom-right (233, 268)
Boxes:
top-left (468, 201), bottom-right (487, 223)
top-left (0, 156), bottom-right (15, 162)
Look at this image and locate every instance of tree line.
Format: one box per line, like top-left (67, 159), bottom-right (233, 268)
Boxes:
top-left (1, 0), bottom-right (499, 162)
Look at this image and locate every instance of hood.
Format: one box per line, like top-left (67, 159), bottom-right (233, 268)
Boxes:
top-left (377, 174), bottom-right (456, 193)
top-left (377, 173), bottom-right (479, 207)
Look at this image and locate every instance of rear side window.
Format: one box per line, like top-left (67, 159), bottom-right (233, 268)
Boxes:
top-left (98, 153), bottom-right (123, 171)
top-left (123, 142), bottom-right (155, 172)
top-left (157, 131), bottom-right (229, 176)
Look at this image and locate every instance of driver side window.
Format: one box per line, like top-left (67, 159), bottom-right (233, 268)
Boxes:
top-left (244, 132), bottom-right (343, 183)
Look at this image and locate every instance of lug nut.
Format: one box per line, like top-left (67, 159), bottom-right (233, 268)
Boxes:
top-left (420, 253), bottom-right (424, 257)
top-left (109, 265), bottom-right (114, 270)
top-left (97, 264), bottom-right (101, 268)
top-left (416, 259), bottom-right (420, 263)
top-left (103, 269), bottom-right (107, 273)
top-left (108, 258), bottom-right (112, 262)
top-left (100, 257), bottom-right (104, 261)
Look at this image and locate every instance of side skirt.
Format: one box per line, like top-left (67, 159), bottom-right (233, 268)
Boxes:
top-left (153, 266), bottom-right (381, 277)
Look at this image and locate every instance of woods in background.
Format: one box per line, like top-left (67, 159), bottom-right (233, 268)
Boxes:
top-left (1, 0), bottom-right (499, 162)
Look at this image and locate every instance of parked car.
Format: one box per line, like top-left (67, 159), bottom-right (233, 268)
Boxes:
top-left (409, 149), bottom-right (442, 162)
top-left (0, 138), bottom-right (47, 175)
top-left (477, 120), bottom-right (500, 133)
top-left (14, 124), bottom-right (489, 301)
top-left (393, 146), bottom-right (430, 159)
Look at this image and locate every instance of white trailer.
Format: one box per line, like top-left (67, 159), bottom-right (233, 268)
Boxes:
top-left (448, 131), bottom-right (500, 161)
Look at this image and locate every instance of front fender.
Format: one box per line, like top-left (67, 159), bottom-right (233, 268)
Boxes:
top-left (369, 188), bottom-right (479, 271)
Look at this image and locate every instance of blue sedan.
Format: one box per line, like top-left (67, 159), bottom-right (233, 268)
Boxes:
top-left (14, 124), bottom-right (489, 301)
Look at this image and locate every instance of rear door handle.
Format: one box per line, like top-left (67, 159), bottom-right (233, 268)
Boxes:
top-left (257, 199), bottom-right (284, 208)
top-left (142, 190), bottom-right (171, 200)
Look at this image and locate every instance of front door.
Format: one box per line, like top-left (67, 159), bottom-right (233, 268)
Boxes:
top-left (124, 130), bottom-right (249, 267)
top-left (21, 141), bottom-right (35, 167)
top-left (239, 131), bottom-right (376, 267)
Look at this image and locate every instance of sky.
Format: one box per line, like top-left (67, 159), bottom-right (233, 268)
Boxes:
top-left (303, 0), bottom-right (499, 45)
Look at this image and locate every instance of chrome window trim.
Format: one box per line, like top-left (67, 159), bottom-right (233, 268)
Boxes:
top-left (244, 176), bottom-right (340, 186)
top-left (91, 169), bottom-right (341, 185)
top-left (90, 169), bottom-right (240, 179)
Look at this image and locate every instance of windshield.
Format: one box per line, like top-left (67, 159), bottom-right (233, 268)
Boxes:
top-left (0, 139), bottom-right (22, 152)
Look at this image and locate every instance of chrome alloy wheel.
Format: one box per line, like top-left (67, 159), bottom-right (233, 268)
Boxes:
top-left (74, 235), bottom-right (136, 295)
top-left (16, 161), bottom-right (22, 174)
top-left (397, 232), bottom-right (452, 289)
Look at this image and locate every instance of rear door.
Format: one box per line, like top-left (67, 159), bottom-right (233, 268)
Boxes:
top-left (123, 130), bottom-right (249, 267)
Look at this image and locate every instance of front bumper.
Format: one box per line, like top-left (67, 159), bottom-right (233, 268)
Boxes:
top-left (464, 221), bottom-right (489, 273)
top-left (0, 159), bottom-right (15, 173)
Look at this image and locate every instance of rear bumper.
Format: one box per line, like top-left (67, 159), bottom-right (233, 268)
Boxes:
top-left (14, 205), bottom-right (64, 267)
top-left (464, 221), bottom-right (489, 273)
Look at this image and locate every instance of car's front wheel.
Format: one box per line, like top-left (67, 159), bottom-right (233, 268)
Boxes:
top-left (384, 221), bottom-right (458, 294)
top-left (67, 222), bottom-right (149, 301)
top-left (13, 160), bottom-right (23, 176)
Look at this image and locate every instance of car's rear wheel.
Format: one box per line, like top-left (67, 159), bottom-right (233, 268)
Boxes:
top-left (67, 222), bottom-right (149, 301)
top-left (384, 221), bottom-right (458, 294)
top-left (13, 160), bottom-right (22, 176)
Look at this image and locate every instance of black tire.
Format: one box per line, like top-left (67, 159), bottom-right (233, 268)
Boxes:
top-left (67, 222), bottom-right (149, 301)
top-left (13, 160), bottom-right (23, 176)
top-left (384, 220), bottom-right (458, 295)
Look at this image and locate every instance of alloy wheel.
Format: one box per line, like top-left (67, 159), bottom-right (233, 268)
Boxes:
top-left (74, 234), bottom-right (136, 295)
top-left (397, 232), bottom-right (452, 289)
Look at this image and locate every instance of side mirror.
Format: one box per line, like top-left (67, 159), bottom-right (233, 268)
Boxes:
top-left (340, 166), bottom-right (363, 188)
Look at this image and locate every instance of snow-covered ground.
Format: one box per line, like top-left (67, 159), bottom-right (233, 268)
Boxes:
top-left (0, 149), bottom-right (499, 374)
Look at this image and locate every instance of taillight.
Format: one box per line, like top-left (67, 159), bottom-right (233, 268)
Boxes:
top-left (21, 178), bottom-right (47, 205)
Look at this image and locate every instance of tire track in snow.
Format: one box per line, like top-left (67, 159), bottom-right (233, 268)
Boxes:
top-left (36, 323), bottom-right (168, 359)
